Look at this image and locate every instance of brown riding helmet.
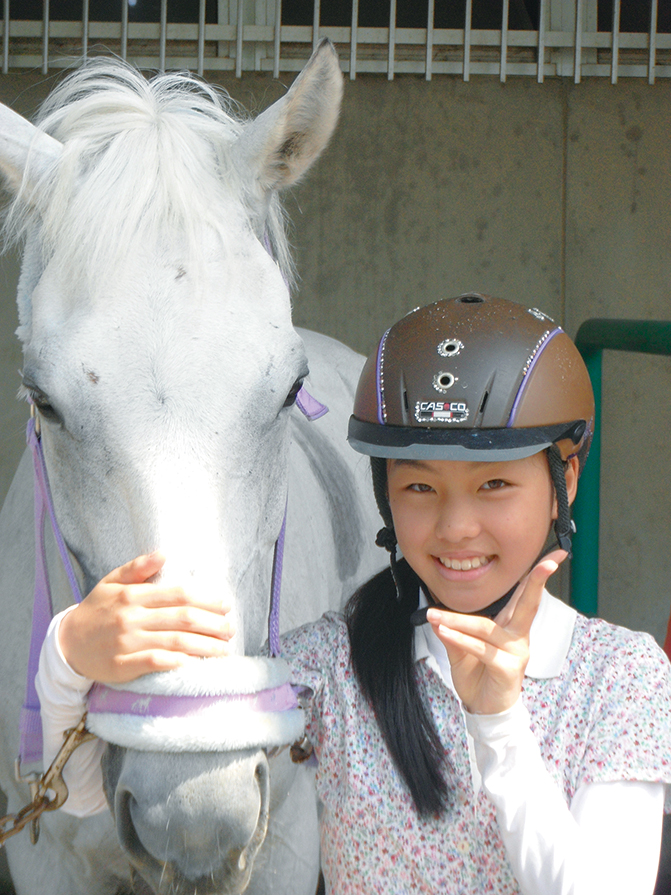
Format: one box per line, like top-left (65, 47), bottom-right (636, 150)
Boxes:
top-left (348, 293), bottom-right (594, 470)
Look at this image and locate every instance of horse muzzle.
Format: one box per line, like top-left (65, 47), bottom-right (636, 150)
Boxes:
top-left (91, 656), bottom-right (307, 895)
top-left (107, 744), bottom-right (270, 895)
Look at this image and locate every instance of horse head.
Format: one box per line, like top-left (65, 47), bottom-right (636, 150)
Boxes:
top-left (0, 39), bottom-right (342, 653)
top-left (0, 42), bottom-right (353, 895)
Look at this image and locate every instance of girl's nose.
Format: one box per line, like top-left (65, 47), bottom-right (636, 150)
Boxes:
top-left (434, 495), bottom-right (481, 543)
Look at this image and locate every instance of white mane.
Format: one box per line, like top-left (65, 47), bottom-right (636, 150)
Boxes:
top-left (4, 59), bottom-right (292, 289)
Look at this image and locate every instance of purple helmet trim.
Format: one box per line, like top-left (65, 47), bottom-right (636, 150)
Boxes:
top-left (375, 329), bottom-right (391, 425)
top-left (507, 327), bottom-right (563, 427)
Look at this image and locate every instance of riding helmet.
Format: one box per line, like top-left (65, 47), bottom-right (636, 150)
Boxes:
top-left (347, 293), bottom-right (595, 555)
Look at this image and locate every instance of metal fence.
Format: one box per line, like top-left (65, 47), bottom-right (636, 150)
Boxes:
top-left (2, 0), bottom-right (670, 82)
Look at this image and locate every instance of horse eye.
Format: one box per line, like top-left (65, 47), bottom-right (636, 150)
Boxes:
top-left (22, 383), bottom-right (59, 422)
top-left (283, 378), bottom-right (304, 408)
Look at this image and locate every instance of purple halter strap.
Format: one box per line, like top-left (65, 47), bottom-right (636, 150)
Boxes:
top-left (268, 386), bottom-right (327, 657)
top-left (19, 386), bottom-right (327, 768)
top-left (19, 413), bottom-right (84, 766)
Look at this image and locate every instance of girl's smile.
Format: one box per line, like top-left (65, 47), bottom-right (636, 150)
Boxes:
top-left (438, 554), bottom-right (492, 571)
top-left (434, 553), bottom-right (494, 581)
top-left (387, 454), bottom-right (578, 614)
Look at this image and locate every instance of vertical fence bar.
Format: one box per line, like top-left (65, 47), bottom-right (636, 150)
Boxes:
top-left (648, 0), bottom-right (658, 85)
top-left (312, 0), bottom-right (319, 53)
top-left (425, 0), bottom-right (434, 81)
top-left (121, 0), bottom-right (128, 60)
top-left (236, 0), bottom-right (244, 77)
top-left (463, 0), bottom-right (472, 81)
top-left (611, 0), bottom-right (620, 84)
top-left (574, 0), bottom-right (583, 84)
top-left (537, 0), bottom-right (546, 82)
top-left (350, 0), bottom-right (358, 80)
top-left (500, 0), bottom-right (509, 82)
top-left (197, 0), bottom-right (206, 75)
top-left (159, 0), bottom-right (167, 71)
top-left (82, 0), bottom-right (89, 61)
top-left (273, 0), bottom-right (282, 77)
top-left (388, 0), bottom-right (396, 80)
top-left (42, 0), bottom-right (50, 74)
top-left (2, 0), bottom-right (9, 75)
top-left (254, 0), bottom-right (263, 71)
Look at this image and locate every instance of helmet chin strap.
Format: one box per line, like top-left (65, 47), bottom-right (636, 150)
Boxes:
top-left (546, 443), bottom-right (574, 554)
top-left (410, 580), bottom-right (518, 626)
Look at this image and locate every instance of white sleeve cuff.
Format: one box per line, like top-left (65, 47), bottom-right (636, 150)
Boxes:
top-left (36, 607), bottom-right (108, 817)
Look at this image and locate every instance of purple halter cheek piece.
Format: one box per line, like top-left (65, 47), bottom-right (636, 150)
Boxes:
top-left (19, 387), bottom-right (327, 768)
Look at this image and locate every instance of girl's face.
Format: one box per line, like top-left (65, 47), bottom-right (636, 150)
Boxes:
top-left (386, 453), bottom-right (578, 613)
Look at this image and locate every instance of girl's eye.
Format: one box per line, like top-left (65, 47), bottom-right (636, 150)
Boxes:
top-left (481, 479), bottom-right (507, 491)
top-left (408, 482), bottom-right (433, 493)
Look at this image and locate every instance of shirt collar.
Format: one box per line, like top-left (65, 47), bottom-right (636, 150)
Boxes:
top-left (414, 589), bottom-right (577, 680)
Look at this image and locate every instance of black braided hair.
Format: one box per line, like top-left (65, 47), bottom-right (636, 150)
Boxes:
top-left (346, 457), bottom-right (450, 818)
top-left (345, 558), bottom-right (451, 818)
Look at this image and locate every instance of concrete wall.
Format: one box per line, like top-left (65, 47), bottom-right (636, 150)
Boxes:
top-left (0, 69), bottom-right (669, 650)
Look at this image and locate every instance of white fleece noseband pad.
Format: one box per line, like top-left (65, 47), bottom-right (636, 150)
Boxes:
top-left (86, 656), bottom-right (305, 752)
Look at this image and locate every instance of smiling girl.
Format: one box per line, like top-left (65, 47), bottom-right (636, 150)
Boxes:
top-left (38, 294), bottom-right (671, 894)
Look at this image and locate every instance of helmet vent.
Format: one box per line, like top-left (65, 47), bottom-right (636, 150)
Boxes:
top-left (437, 338), bottom-right (463, 357)
top-left (433, 371), bottom-right (455, 393)
top-left (479, 391), bottom-right (490, 415)
top-left (457, 294), bottom-right (485, 304)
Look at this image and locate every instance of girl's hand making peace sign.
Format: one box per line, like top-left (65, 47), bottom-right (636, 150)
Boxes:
top-left (426, 550), bottom-right (567, 716)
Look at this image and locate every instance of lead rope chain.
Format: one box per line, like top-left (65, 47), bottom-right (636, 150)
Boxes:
top-left (1, 715), bottom-right (95, 848)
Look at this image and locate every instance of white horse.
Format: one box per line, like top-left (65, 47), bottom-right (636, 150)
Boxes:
top-left (0, 43), bottom-right (383, 895)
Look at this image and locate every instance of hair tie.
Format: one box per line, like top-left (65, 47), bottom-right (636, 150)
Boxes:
top-left (375, 526), bottom-right (397, 553)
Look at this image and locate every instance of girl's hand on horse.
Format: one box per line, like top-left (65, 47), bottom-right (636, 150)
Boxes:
top-left (59, 552), bottom-right (234, 684)
top-left (426, 550), bottom-right (567, 716)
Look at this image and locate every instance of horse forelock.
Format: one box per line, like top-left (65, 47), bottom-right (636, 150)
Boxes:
top-left (3, 60), bottom-right (293, 294)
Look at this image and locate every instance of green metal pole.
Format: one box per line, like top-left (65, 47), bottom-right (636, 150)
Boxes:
top-left (570, 347), bottom-right (601, 616)
top-left (571, 319), bottom-right (671, 617)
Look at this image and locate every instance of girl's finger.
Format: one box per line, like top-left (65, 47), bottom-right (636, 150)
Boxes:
top-left (139, 605), bottom-right (235, 639)
top-left (506, 549), bottom-right (567, 637)
top-left (119, 584), bottom-right (231, 615)
top-left (105, 649), bottom-right (190, 682)
top-left (132, 630), bottom-right (234, 658)
top-left (102, 551), bottom-right (166, 586)
top-left (435, 624), bottom-right (502, 666)
top-left (426, 609), bottom-right (500, 645)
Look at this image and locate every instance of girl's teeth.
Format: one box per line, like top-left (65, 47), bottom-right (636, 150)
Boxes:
top-left (440, 556), bottom-right (487, 571)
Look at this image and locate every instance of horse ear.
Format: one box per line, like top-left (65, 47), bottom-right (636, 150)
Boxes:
top-left (235, 38), bottom-right (343, 193)
top-left (0, 103), bottom-right (63, 197)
